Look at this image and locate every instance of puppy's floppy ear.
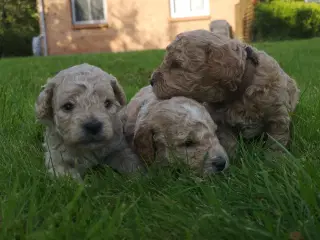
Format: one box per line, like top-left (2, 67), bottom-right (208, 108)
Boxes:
top-left (35, 80), bottom-right (55, 124)
top-left (118, 105), bottom-right (127, 123)
top-left (206, 40), bottom-right (246, 92)
top-left (133, 123), bottom-right (155, 165)
top-left (110, 77), bottom-right (127, 106)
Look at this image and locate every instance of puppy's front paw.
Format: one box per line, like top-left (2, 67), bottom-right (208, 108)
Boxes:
top-left (47, 166), bottom-right (83, 183)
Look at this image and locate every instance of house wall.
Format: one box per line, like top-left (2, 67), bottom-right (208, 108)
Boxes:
top-left (41, 0), bottom-right (243, 56)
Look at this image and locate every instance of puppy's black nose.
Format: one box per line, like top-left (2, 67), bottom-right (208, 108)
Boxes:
top-left (83, 119), bottom-right (103, 135)
top-left (212, 156), bottom-right (226, 172)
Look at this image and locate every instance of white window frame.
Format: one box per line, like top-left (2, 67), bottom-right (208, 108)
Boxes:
top-left (71, 0), bottom-right (108, 25)
top-left (169, 0), bottom-right (210, 19)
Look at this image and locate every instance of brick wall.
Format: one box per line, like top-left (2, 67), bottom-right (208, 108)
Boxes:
top-left (235, 0), bottom-right (258, 42)
top-left (40, 0), bottom-right (251, 55)
top-left (243, 0), bottom-right (256, 42)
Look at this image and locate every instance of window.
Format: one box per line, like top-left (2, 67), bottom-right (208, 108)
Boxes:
top-left (71, 0), bottom-right (107, 25)
top-left (170, 0), bottom-right (210, 19)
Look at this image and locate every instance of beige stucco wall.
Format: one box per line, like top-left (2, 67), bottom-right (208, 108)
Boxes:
top-left (40, 0), bottom-right (243, 56)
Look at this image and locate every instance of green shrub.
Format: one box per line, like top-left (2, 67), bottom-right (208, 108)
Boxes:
top-left (0, 0), bottom-right (39, 57)
top-left (0, 30), bottom-right (37, 57)
top-left (252, 1), bottom-right (320, 41)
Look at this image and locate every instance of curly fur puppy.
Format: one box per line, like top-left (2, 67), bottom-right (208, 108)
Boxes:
top-left (122, 85), bottom-right (229, 175)
top-left (150, 29), bottom-right (300, 152)
top-left (35, 63), bottom-right (144, 181)
top-left (120, 86), bottom-right (157, 145)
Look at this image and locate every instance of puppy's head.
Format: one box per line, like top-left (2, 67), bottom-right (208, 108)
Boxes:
top-left (151, 29), bottom-right (248, 103)
top-left (123, 85), bottom-right (157, 144)
top-left (133, 96), bottom-right (229, 174)
top-left (35, 63), bottom-right (127, 149)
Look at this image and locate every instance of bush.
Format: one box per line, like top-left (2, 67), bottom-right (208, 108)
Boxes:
top-left (0, 0), bottom-right (39, 58)
top-left (252, 1), bottom-right (320, 41)
top-left (0, 30), bottom-right (37, 57)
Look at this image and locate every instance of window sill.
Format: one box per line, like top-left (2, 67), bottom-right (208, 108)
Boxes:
top-left (169, 15), bottom-right (211, 22)
top-left (72, 23), bottom-right (109, 30)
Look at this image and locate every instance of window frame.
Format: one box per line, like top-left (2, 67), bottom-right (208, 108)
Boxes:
top-left (169, 0), bottom-right (210, 19)
top-left (70, 0), bottom-right (108, 25)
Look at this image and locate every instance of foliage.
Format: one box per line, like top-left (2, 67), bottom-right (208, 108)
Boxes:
top-left (261, 0), bottom-right (310, 2)
top-left (0, 0), bottom-right (39, 57)
top-left (261, 0), bottom-right (306, 2)
top-left (252, 1), bottom-right (320, 41)
top-left (0, 38), bottom-right (320, 238)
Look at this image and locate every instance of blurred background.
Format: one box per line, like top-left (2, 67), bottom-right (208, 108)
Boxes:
top-left (0, 0), bottom-right (319, 58)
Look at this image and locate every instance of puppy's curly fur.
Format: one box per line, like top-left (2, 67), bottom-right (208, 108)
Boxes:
top-left (120, 86), bottom-right (157, 145)
top-left (35, 63), bottom-right (144, 181)
top-left (122, 85), bottom-right (229, 175)
top-left (151, 29), bottom-right (300, 153)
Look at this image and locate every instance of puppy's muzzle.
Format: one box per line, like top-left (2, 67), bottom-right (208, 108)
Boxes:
top-left (83, 119), bottom-right (103, 135)
top-left (211, 156), bottom-right (227, 172)
top-left (150, 78), bottom-right (155, 86)
top-left (150, 71), bottom-right (162, 86)
top-left (245, 46), bottom-right (259, 66)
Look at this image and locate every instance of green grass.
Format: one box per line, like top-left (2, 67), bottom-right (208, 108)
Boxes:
top-left (0, 38), bottom-right (320, 240)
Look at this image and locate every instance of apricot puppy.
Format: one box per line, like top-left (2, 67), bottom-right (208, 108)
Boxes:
top-left (123, 86), bottom-right (229, 175)
top-left (151, 29), bottom-right (300, 152)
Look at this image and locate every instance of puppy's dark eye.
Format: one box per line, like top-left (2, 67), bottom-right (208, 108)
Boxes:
top-left (105, 99), bottom-right (112, 108)
top-left (171, 60), bottom-right (181, 69)
top-left (184, 139), bottom-right (195, 147)
top-left (62, 102), bottom-right (74, 112)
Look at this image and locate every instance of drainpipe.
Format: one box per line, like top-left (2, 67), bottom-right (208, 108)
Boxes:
top-left (37, 0), bottom-right (48, 56)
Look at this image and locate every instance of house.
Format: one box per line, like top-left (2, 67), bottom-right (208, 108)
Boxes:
top-left (36, 0), bottom-right (256, 56)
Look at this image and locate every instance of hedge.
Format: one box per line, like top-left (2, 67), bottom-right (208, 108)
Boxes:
top-left (0, 30), bottom-right (37, 57)
top-left (252, 1), bottom-right (320, 41)
top-left (0, 0), bottom-right (39, 58)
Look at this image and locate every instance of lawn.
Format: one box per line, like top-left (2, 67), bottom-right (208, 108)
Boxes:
top-left (0, 38), bottom-right (320, 240)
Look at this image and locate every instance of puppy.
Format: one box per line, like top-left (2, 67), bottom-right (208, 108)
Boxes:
top-left (121, 85), bottom-right (157, 145)
top-left (35, 63), bottom-right (144, 181)
top-left (150, 29), bottom-right (300, 153)
top-left (122, 85), bottom-right (229, 175)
